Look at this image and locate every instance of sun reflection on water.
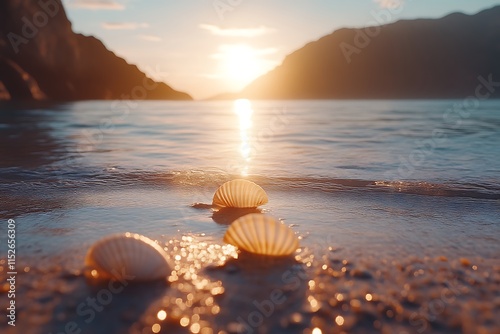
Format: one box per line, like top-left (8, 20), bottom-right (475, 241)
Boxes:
top-left (233, 99), bottom-right (253, 176)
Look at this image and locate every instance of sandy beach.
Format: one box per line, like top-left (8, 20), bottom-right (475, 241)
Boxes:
top-left (1, 100), bottom-right (499, 333)
top-left (1, 233), bottom-right (499, 334)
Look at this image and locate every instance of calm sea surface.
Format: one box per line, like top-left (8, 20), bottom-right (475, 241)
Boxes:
top-left (0, 99), bottom-right (499, 259)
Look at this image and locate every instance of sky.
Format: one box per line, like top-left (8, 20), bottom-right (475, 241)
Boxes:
top-left (62, 0), bottom-right (500, 100)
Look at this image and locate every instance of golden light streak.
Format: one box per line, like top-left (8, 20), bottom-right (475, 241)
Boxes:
top-left (233, 99), bottom-right (254, 176)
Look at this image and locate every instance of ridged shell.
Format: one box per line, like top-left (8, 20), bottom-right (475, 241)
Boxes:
top-left (212, 179), bottom-right (268, 208)
top-left (223, 214), bottom-right (299, 256)
top-left (85, 233), bottom-right (171, 282)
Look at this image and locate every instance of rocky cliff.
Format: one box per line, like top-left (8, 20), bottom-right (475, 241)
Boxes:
top-left (0, 0), bottom-right (191, 101)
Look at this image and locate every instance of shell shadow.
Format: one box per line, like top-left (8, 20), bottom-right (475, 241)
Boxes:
top-left (211, 207), bottom-right (262, 225)
top-left (191, 202), bottom-right (213, 210)
top-left (204, 252), bottom-right (310, 332)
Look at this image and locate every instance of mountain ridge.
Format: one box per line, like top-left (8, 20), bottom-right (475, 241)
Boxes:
top-left (213, 6), bottom-right (500, 100)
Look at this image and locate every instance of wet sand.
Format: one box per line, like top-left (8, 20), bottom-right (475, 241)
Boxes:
top-left (1, 234), bottom-right (499, 334)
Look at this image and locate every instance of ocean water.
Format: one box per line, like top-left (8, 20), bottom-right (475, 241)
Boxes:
top-left (1, 99), bottom-right (499, 256)
top-left (0, 100), bottom-right (499, 333)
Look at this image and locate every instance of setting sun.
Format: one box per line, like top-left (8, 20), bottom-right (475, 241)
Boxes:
top-left (214, 44), bottom-right (276, 89)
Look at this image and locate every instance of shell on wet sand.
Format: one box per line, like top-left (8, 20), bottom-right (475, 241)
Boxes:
top-left (212, 179), bottom-right (268, 208)
top-left (85, 233), bottom-right (171, 282)
top-left (223, 214), bottom-right (299, 256)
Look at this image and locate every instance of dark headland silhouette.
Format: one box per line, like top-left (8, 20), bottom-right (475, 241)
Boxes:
top-left (215, 6), bottom-right (500, 100)
top-left (1, 2), bottom-right (499, 102)
top-left (0, 0), bottom-right (191, 101)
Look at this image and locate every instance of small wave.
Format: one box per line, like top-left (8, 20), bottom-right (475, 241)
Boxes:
top-left (0, 167), bottom-right (498, 200)
top-left (372, 180), bottom-right (500, 200)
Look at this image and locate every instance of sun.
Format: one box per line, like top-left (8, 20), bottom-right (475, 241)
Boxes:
top-left (215, 44), bottom-right (270, 88)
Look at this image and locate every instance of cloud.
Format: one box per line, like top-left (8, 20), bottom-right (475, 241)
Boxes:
top-left (102, 22), bottom-right (149, 30)
top-left (69, 0), bottom-right (125, 10)
top-left (211, 44), bottom-right (278, 59)
top-left (197, 73), bottom-right (224, 79)
top-left (374, 0), bottom-right (404, 8)
top-left (199, 24), bottom-right (275, 37)
top-left (138, 35), bottom-right (163, 42)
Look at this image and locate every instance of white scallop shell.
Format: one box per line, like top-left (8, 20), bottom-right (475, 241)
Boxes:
top-left (223, 214), bottom-right (299, 256)
top-left (85, 233), bottom-right (171, 282)
top-left (212, 179), bottom-right (268, 208)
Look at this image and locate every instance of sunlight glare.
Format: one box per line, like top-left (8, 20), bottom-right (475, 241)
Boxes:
top-left (216, 44), bottom-right (272, 88)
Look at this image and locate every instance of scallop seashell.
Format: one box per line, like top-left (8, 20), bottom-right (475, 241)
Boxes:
top-left (223, 214), bottom-right (299, 256)
top-left (212, 179), bottom-right (268, 208)
top-left (85, 233), bottom-right (171, 282)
